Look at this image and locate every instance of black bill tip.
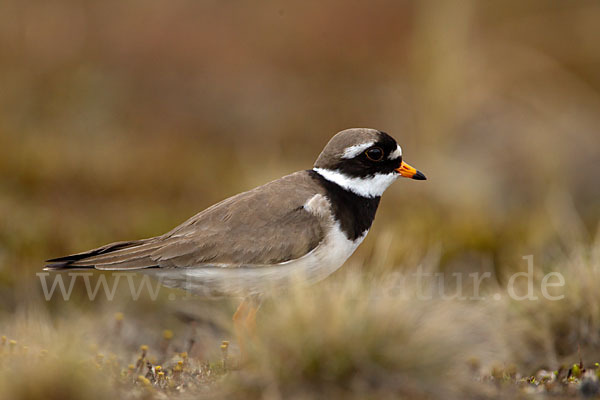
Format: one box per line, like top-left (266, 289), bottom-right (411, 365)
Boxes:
top-left (412, 170), bottom-right (427, 180)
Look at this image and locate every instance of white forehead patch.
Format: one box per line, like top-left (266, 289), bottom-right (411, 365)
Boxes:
top-left (341, 141), bottom-right (375, 159)
top-left (313, 168), bottom-right (399, 198)
top-left (388, 145), bottom-right (402, 160)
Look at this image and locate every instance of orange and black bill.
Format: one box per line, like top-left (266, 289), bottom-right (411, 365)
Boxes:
top-left (395, 161), bottom-right (427, 180)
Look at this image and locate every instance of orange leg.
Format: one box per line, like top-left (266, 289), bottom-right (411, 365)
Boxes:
top-left (245, 303), bottom-right (259, 337)
top-left (232, 296), bottom-right (262, 362)
top-left (233, 299), bottom-right (250, 359)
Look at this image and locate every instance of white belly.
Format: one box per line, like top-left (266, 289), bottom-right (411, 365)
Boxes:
top-left (147, 223), bottom-right (367, 297)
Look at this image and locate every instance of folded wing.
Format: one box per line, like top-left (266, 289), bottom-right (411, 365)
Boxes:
top-left (45, 171), bottom-right (326, 271)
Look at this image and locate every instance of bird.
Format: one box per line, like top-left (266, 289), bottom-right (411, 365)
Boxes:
top-left (45, 128), bottom-right (426, 352)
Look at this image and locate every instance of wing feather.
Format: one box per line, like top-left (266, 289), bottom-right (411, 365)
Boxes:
top-left (45, 171), bottom-right (328, 271)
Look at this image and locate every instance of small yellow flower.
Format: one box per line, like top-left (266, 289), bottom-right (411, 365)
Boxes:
top-left (140, 345), bottom-right (148, 352)
top-left (221, 340), bottom-right (229, 355)
top-left (162, 330), bottom-right (173, 340)
top-left (128, 364), bottom-right (135, 370)
top-left (180, 352), bottom-right (188, 359)
top-left (155, 365), bottom-right (162, 371)
top-left (114, 312), bottom-right (124, 321)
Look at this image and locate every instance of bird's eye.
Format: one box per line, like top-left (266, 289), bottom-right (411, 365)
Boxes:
top-left (365, 147), bottom-right (384, 161)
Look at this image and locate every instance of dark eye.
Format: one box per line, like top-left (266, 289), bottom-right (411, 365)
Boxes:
top-left (365, 147), bottom-right (384, 161)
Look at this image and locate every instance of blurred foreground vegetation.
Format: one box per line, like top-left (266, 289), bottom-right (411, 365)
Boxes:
top-left (1, 0), bottom-right (599, 398)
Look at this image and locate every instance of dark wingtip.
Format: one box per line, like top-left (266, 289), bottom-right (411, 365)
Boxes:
top-left (43, 262), bottom-right (69, 271)
top-left (46, 255), bottom-right (75, 263)
top-left (412, 170), bottom-right (427, 180)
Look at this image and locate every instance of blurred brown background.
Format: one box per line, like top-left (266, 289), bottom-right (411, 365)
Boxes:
top-left (1, 0), bottom-right (599, 310)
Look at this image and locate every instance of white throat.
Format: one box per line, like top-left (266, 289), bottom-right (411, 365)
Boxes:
top-left (313, 168), bottom-right (398, 198)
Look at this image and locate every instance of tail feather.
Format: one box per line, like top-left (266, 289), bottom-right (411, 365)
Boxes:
top-left (46, 240), bottom-right (144, 263)
top-left (92, 257), bottom-right (160, 270)
top-left (44, 262), bottom-right (85, 271)
top-left (44, 239), bottom-right (161, 271)
top-left (69, 242), bottom-right (161, 266)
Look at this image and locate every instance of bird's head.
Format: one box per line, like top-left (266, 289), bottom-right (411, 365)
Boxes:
top-left (313, 128), bottom-right (426, 198)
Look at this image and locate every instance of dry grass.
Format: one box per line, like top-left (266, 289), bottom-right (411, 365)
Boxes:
top-left (2, 233), bottom-right (599, 399)
top-left (2, 274), bottom-right (496, 400)
top-left (504, 228), bottom-right (600, 372)
top-left (226, 274), bottom-right (500, 400)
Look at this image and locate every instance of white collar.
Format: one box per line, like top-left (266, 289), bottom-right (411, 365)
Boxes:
top-left (313, 168), bottom-right (398, 198)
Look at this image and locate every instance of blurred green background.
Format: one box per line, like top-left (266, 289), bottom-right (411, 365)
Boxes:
top-left (1, 0), bottom-right (599, 312)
